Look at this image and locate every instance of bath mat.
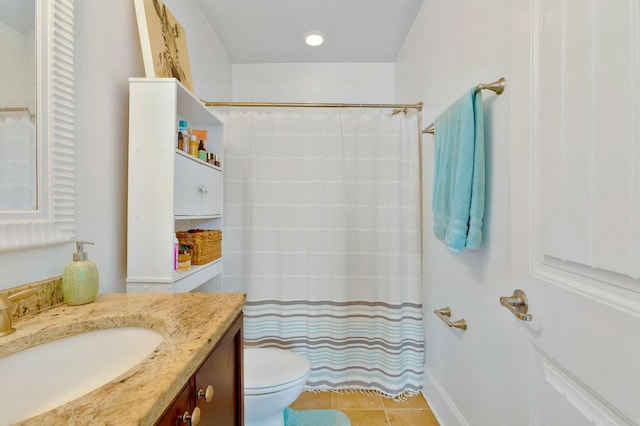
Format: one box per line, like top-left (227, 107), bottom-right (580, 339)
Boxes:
top-left (284, 408), bottom-right (351, 426)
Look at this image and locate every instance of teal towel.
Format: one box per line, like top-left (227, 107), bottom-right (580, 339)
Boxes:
top-left (432, 88), bottom-right (485, 251)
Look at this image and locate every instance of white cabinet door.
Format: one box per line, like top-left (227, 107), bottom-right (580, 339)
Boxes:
top-left (511, 1), bottom-right (640, 424)
top-left (200, 165), bottom-right (222, 216)
top-left (174, 152), bottom-right (222, 217)
top-left (174, 153), bottom-right (203, 216)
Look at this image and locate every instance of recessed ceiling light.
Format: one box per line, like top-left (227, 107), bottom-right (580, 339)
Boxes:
top-left (304, 31), bottom-right (325, 47)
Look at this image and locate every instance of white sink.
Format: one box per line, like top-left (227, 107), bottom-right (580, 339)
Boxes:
top-left (0, 327), bottom-right (164, 425)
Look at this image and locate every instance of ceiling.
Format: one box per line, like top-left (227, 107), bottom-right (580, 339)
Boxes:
top-left (196, 0), bottom-right (424, 64)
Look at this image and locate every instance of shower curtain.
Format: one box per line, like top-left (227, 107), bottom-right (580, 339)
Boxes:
top-left (0, 111), bottom-right (36, 210)
top-left (223, 108), bottom-right (423, 397)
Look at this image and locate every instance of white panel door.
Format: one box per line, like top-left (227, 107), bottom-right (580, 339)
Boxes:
top-left (510, 0), bottom-right (640, 424)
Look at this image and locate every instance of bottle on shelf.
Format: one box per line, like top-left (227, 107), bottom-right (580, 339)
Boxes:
top-left (198, 140), bottom-right (207, 161)
top-left (178, 120), bottom-right (189, 152)
top-left (173, 234), bottom-right (179, 271)
top-left (189, 134), bottom-right (198, 156)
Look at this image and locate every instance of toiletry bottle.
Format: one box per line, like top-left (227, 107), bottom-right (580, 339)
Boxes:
top-left (189, 134), bottom-right (199, 156)
top-left (62, 241), bottom-right (100, 305)
top-left (181, 132), bottom-right (190, 153)
top-left (198, 140), bottom-right (207, 160)
top-left (174, 234), bottom-right (179, 271)
top-left (178, 120), bottom-right (188, 151)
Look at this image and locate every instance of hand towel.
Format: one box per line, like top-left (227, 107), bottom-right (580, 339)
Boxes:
top-left (432, 88), bottom-right (485, 251)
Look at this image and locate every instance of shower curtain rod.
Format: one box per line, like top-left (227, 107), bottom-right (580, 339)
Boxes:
top-left (204, 100), bottom-right (424, 114)
top-left (0, 107), bottom-right (31, 113)
top-left (422, 77), bottom-right (506, 135)
top-left (0, 106), bottom-right (35, 118)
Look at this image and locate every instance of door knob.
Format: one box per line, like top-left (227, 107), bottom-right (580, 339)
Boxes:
top-left (499, 289), bottom-right (532, 321)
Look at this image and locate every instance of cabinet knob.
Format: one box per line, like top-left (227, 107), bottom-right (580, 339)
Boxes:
top-left (197, 384), bottom-right (214, 403)
top-left (181, 407), bottom-right (201, 425)
top-left (199, 186), bottom-right (209, 193)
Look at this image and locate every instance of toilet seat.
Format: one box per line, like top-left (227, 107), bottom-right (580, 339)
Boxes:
top-left (244, 348), bottom-right (310, 396)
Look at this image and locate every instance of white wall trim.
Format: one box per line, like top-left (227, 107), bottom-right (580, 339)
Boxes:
top-left (422, 365), bottom-right (468, 426)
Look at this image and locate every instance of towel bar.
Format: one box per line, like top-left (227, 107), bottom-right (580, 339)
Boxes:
top-left (434, 307), bottom-right (467, 331)
top-left (422, 77), bottom-right (506, 135)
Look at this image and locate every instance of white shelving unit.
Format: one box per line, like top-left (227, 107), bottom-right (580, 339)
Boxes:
top-left (126, 78), bottom-right (224, 293)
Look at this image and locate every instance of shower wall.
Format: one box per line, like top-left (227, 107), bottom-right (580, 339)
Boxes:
top-left (0, 114), bottom-right (36, 211)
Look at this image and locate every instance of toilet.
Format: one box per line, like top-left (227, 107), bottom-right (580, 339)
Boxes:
top-left (244, 347), bottom-right (311, 426)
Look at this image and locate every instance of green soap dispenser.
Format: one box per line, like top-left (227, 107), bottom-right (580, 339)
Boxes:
top-left (62, 241), bottom-right (100, 305)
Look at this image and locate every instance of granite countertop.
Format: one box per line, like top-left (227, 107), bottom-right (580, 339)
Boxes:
top-left (0, 292), bottom-right (246, 425)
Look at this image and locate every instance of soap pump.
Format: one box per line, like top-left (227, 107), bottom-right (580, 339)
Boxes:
top-left (62, 241), bottom-right (100, 306)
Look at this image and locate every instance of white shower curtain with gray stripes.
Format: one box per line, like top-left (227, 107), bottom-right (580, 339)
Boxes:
top-left (223, 108), bottom-right (423, 397)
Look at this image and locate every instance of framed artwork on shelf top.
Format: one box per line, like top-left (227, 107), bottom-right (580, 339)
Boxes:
top-left (133, 0), bottom-right (194, 92)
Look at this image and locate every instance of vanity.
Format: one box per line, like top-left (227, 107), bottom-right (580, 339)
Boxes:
top-left (0, 292), bottom-right (245, 425)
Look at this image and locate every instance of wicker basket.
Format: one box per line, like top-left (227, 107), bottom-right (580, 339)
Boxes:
top-left (176, 230), bottom-right (222, 265)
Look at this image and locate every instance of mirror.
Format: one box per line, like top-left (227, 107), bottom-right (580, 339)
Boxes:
top-left (0, 0), bottom-right (36, 211)
top-left (0, 0), bottom-right (75, 252)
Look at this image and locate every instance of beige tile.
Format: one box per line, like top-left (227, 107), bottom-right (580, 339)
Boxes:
top-left (332, 392), bottom-right (385, 410)
top-left (289, 391), bottom-right (333, 410)
top-left (387, 409), bottom-right (440, 426)
top-left (342, 409), bottom-right (389, 426)
top-left (382, 394), bottom-right (431, 410)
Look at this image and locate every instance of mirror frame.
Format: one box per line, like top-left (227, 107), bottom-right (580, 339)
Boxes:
top-left (0, 0), bottom-right (74, 252)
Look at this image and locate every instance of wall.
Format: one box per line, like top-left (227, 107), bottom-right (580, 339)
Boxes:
top-left (0, 0), bottom-right (232, 292)
top-left (232, 63), bottom-right (395, 103)
top-left (395, 0), bottom-right (525, 424)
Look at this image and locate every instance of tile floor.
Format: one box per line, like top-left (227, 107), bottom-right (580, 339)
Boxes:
top-left (289, 391), bottom-right (440, 426)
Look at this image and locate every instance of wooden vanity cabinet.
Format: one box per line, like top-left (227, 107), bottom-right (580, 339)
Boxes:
top-left (156, 383), bottom-right (191, 426)
top-left (156, 313), bottom-right (244, 426)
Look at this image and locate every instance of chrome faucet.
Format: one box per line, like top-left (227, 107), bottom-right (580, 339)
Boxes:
top-left (0, 288), bottom-right (37, 337)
